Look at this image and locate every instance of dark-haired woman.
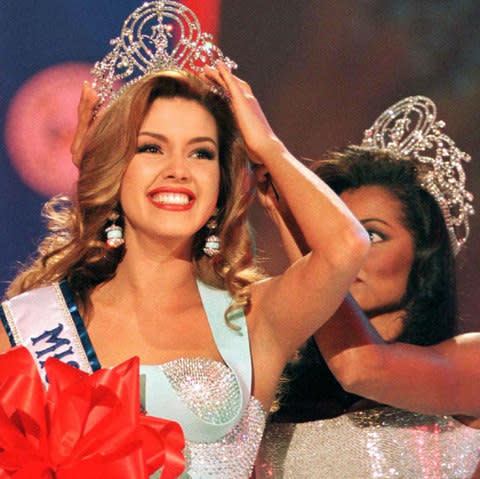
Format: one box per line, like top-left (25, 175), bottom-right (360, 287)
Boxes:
top-left (256, 97), bottom-right (480, 478)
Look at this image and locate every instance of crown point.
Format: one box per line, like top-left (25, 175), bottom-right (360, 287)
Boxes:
top-left (91, 1), bottom-right (237, 110)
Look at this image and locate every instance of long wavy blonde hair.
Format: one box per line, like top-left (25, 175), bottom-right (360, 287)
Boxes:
top-left (7, 71), bottom-right (265, 319)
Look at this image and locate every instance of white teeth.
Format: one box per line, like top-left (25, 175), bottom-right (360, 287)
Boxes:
top-left (151, 192), bottom-right (190, 205)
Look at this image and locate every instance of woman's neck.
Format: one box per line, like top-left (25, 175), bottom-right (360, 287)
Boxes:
top-left (94, 237), bottom-right (199, 310)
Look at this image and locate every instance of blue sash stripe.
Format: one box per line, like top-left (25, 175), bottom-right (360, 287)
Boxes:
top-left (0, 304), bottom-right (15, 347)
top-left (59, 281), bottom-right (101, 372)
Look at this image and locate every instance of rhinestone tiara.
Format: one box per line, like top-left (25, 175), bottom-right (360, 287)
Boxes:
top-left (91, 0), bottom-right (237, 109)
top-left (361, 96), bottom-right (474, 255)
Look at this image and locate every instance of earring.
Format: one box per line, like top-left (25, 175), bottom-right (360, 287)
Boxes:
top-left (105, 211), bottom-right (124, 248)
top-left (203, 214), bottom-right (221, 257)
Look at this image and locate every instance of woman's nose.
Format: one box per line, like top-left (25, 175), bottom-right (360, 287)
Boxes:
top-left (162, 153), bottom-right (191, 181)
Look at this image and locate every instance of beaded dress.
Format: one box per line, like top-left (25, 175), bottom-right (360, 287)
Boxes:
top-left (255, 338), bottom-right (480, 479)
top-left (0, 280), bottom-right (267, 478)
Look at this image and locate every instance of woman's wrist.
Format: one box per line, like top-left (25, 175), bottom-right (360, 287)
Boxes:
top-left (247, 135), bottom-right (288, 167)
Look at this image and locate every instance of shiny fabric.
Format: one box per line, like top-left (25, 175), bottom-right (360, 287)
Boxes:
top-left (0, 346), bottom-right (185, 479)
top-left (142, 358), bottom-right (267, 478)
top-left (0, 282), bottom-right (100, 384)
top-left (256, 406), bottom-right (480, 479)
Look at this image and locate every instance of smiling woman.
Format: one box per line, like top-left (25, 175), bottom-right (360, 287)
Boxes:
top-left (0, 2), bottom-right (370, 478)
top-left (121, 97), bottom-right (221, 244)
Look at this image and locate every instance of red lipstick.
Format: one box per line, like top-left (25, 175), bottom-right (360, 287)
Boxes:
top-left (147, 186), bottom-right (196, 211)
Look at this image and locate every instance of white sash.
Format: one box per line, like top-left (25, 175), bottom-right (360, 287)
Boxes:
top-left (0, 282), bottom-right (98, 384)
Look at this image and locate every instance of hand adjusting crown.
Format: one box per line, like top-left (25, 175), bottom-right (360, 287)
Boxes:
top-left (361, 96), bottom-right (474, 255)
top-left (91, 0), bottom-right (237, 110)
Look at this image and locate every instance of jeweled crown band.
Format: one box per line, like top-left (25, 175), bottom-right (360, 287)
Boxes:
top-left (361, 96), bottom-right (474, 255)
top-left (91, 1), bottom-right (237, 110)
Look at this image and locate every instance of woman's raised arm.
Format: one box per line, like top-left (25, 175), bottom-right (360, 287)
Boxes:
top-left (321, 314), bottom-right (480, 421)
top-left (260, 174), bottom-right (480, 421)
top-left (205, 64), bottom-right (370, 362)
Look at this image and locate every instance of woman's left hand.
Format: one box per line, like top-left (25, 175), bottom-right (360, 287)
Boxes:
top-left (203, 63), bottom-right (284, 165)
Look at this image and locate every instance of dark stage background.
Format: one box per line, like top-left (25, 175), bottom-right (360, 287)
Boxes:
top-left (1, 1), bottom-right (479, 331)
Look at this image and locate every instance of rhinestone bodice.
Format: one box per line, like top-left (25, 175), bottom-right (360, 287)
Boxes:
top-left (256, 406), bottom-right (480, 479)
top-left (141, 358), bottom-right (266, 478)
top-left (161, 358), bottom-right (242, 424)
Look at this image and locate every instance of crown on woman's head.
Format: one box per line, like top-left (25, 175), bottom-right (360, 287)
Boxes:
top-left (91, 0), bottom-right (237, 110)
top-left (361, 96), bottom-right (474, 255)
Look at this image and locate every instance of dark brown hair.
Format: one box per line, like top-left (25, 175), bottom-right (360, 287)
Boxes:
top-left (314, 145), bottom-right (457, 345)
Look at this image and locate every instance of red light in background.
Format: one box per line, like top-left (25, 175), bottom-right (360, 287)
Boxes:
top-left (5, 63), bottom-right (92, 197)
top-left (182, 0), bottom-right (221, 40)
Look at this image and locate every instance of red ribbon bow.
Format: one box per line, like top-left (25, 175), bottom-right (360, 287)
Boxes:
top-left (0, 346), bottom-right (185, 479)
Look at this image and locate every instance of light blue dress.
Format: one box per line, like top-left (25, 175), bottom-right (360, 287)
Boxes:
top-left (1, 280), bottom-right (267, 478)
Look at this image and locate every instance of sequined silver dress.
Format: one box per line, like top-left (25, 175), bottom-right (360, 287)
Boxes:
top-left (256, 406), bottom-right (480, 478)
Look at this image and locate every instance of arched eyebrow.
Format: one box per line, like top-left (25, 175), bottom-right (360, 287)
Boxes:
top-left (187, 136), bottom-right (218, 147)
top-left (360, 218), bottom-right (390, 227)
top-left (138, 131), bottom-right (218, 147)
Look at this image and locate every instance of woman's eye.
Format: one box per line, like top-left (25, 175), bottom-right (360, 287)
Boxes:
top-left (368, 230), bottom-right (385, 243)
top-left (192, 148), bottom-right (216, 160)
top-left (137, 144), bottom-right (162, 154)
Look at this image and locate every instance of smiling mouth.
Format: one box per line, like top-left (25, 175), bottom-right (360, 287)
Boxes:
top-left (148, 190), bottom-right (195, 211)
top-left (150, 192), bottom-right (191, 205)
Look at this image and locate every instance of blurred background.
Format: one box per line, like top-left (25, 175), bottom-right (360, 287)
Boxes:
top-left (1, 0), bottom-right (479, 330)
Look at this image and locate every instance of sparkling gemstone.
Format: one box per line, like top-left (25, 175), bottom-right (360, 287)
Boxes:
top-left (257, 407), bottom-right (480, 478)
top-left (143, 358), bottom-right (266, 478)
